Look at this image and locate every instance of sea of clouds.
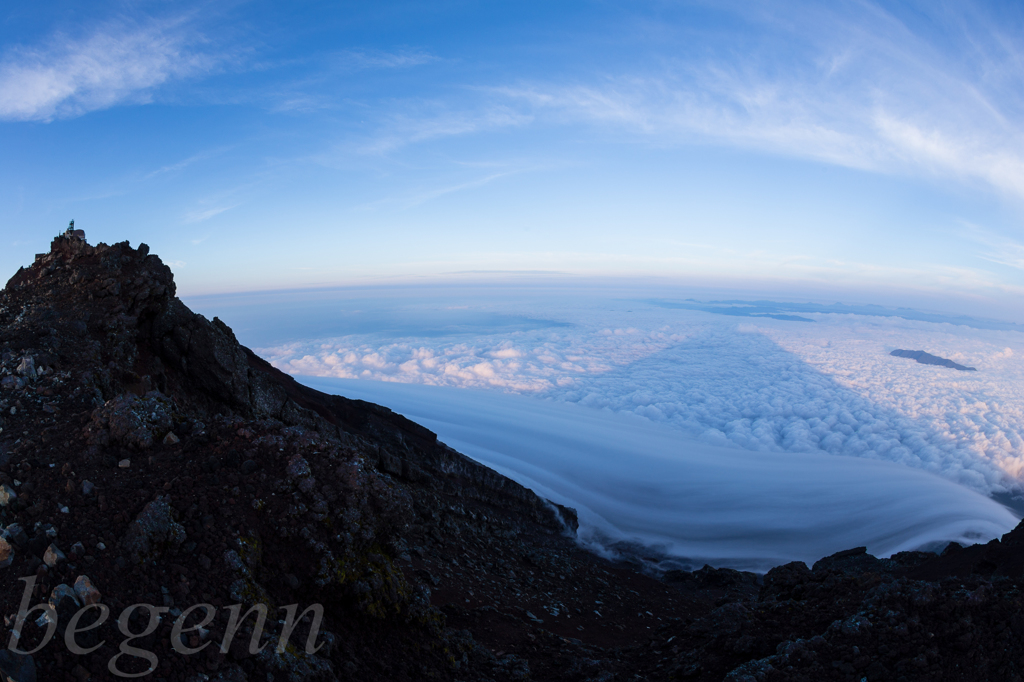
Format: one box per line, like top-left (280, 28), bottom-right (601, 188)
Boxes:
top-left (300, 376), bottom-right (1018, 572)
top-left (190, 286), bottom-right (1024, 568)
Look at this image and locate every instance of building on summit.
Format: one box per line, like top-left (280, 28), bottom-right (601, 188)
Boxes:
top-left (65, 220), bottom-right (86, 241)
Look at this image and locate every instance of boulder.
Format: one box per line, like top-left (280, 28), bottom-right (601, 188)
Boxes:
top-left (16, 356), bottom-right (36, 379)
top-left (0, 484), bottom-right (16, 506)
top-left (122, 496), bottom-right (186, 563)
top-left (42, 543), bottom-right (66, 568)
top-left (87, 392), bottom-right (174, 450)
top-left (49, 584), bottom-right (82, 620)
top-left (73, 575), bottom-right (101, 605)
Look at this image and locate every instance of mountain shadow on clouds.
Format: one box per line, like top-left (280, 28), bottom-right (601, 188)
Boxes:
top-left (647, 298), bottom-right (1024, 331)
top-left (551, 327), bottom-right (1018, 501)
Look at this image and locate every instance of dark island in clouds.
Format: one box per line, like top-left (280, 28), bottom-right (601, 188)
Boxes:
top-left (891, 349), bottom-right (978, 372)
top-left (3, 234), bottom-right (1024, 680)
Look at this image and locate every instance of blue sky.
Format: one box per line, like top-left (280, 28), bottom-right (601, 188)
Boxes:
top-left (2, 1), bottom-right (1024, 318)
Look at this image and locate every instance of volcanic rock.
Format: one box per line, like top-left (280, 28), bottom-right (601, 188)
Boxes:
top-left (42, 543), bottom-right (65, 568)
top-left (0, 536), bottom-right (13, 569)
top-left (121, 496), bottom-right (186, 564)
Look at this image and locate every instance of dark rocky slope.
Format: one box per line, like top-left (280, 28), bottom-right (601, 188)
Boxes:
top-left (0, 232), bottom-right (1022, 681)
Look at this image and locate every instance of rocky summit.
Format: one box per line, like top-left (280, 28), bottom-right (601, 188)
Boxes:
top-left (1, 232), bottom-right (1024, 682)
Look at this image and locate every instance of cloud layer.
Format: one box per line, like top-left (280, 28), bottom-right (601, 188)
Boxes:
top-left (300, 376), bottom-right (1018, 571)
top-left (259, 291), bottom-right (1024, 498)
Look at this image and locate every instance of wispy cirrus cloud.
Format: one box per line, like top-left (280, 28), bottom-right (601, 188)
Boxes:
top-left (492, 76), bottom-right (884, 170)
top-left (184, 205), bottom-right (237, 224)
top-left (0, 16), bottom-right (221, 122)
top-left (339, 48), bottom-right (438, 70)
top-left (357, 105), bottom-right (532, 155)
top-left (964, 224), bottom-right (1024, 272)
top-left (265, 49), bottom-right (439, 114)
top-left (144, 146), bottom-right (232, 179)
top-left (486, 1), bottom-right (1024, 202)
top-left (357, 167), bottom-right (534, 210)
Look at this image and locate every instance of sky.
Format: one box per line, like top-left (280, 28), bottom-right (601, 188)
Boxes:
top-left (3, 1), bottom-right (1024, 318)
